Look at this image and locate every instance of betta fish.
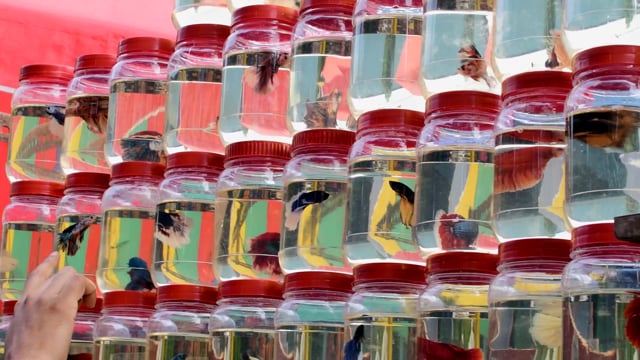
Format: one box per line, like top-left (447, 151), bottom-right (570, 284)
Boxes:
top-left (245, 51), bottom-right (290, 95)
top-left (248, 232), bottom-right (282, 276)
top-left (121, 130), bottom-right (167, 165)
top-left (242, 352), bottom-right (260, 360)
top-left (170, 354), bottom-right (187, 360)
top-left (303, 89), bottom-right (342, 128)
top-left (457, 44), bottom-right (495, 89)
top-left (45, 105), bottom-right (65, 126)
top-left (434, 210), bottom-right (479, 250)
top-left (545, 30), bottom-right (571, 69)
top-left (57, 215), bottom-right (97, 256)
top-left (344, 325), bottom-right (365, 360)
top-left (284, 190), bottom-right (330, 231)
top-left (530, 302), bottom-right (562, 349)
top-left (388, 181), bottom-right (415, 228)
top-left (67, 354), bottom-right (93, 360)
top-left (125, 256), bottom-right (156, 291)
top-left (70, 97), bottom-right (109, 135)
top-left (417, 337), bottom-right (483, 360)
top-left (572, 109), bottom-right (640, 149)
top-left (155, 210), bottom-right (194, 248)
top-left (624, 294), bottom-right (640, 349)
top-left (493, 147), bottom-right (564, 194)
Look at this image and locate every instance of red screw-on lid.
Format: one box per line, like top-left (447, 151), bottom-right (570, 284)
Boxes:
top-left (231, 5), bottom-right (298, 28)
top-left (19, 64), bottom-right (74, 82)
top-left (425, 91), bottom-right (501, 118)
top-left (78, 297), bottom-right (104, 313)
top-left (572, 223), bottom-right (640, 250)
top-left (353, 262), bottom-right (426, 286)
top-left (157, 284), bottom-right (218, 305)
top-left (166, 152), bottom-right (225, 171)
top-left (291, 129), bottom-right (355, 156)
top-left (224, 141), bottom-right (291, 166)
top-left (177, 24), bottom-right (230, 45)
top-left (357, 109), bottom-right (424, 134)
top-left (65, 172), bottom-right (111, 192)
top-left (103, 290), bottom-right (156, 309)
top-left (427, 252), bottom-right (499, 275)
top-left (111, 161), bottom-right (165, 181)
top-left (2, 300), bottom-right (17, 316)
top-left (572, 45), bottom-right (640, 78)
top-left (10, 180), bottom-right (65, 198)
top-left (501, 71), bottom-right (573, 101)
top-left (284, 271), bottom-right (353, 294)
top-left (498, 239), bottom-right (572, 265)
top-left (300, 0), bottom-right (356, 13)
top-left (118, 37), bottom-right (175, 57)
top-left (218, 279), bottom-right (283, 299)
top-left (74, 54), bottom-right (117, 72)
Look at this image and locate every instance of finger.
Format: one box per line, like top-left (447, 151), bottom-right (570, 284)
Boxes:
top-left (21, 252), bottom-right (59, 297)
top-left (78, 276), bottom-right (97, 309)
top-left (37, 267), bottom-right (88, 314)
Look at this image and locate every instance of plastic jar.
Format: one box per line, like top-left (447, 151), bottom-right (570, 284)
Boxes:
top-left (7, 64), bottom-right (73, 183)
top-left (415, 91), bottom-right (500, 254)
top-left (153, 152), bottom-right (224, 287)
top-left (281, 129), bottom-right (355, 274)
top-left (421, 0), bottom-right (498, 96)
top-left (218, 5), bottom-right (298, 145)
top-left (69, 298), bottom-right (103, 359)
top-left (417, 252), bottom-right (498, 359)
top-left (94, 290), bottom-right (156, 359)
top-left (210, 279), bottom-right (284, 360)
top-left (488, 239), bottom-right (571, 359)
top-left (56, 172), bottom-right (111, 294)
top-left (165, 24), bottom-right (230, 155)
top-left (344, 109), bottom-right (423, 266)
top-left (0, 181), bottom-right (64, 300)
top-left (97, 161), bottom-right (165, 293)
top-left (61, 54), bottom-right (116, 175)
top-left (0, 300), bottom-right (16, 359)
top-left (493, 71), bottom-right (573, 242)
top-left (105, 37), bottom-right (174, 166)
top-left (214, 141), bottom-right (290, 281)
top-left (288, 0), bottom-right (355, 133)
top-left (147, 284), bottom-right (218, 360)
top-left (564, 45), bottom-right (640, 228)
top-left (275, 271), bottom-right (353, 359)
top-left (562, 223), bottom-right (640, 359)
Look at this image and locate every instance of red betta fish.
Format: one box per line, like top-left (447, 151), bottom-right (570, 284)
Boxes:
top-left (434, 210), bottom-right (479, 250)
top-left (494, 147), bottom-right (564, 194)
top-left (418, 337), bottom-right (484, 360)
top-left (249, 232), bottom-right (282, 276)
top-left (245, 51), bottom-right (290, 95)
top-left (457, 44), bottom-right (495, 89)
top-left (624, 294), bottom-right (640, 349)
top-left (121, 130), bottom-right (167, 165)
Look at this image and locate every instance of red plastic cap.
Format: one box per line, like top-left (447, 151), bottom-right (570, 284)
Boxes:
top-left (177, 24), bottom-right (230, 45)
top-left (231, 5), bottom-right (298, 28)
top-left (78, 297), bottom-right (104, 313)
top-left (103, 290), bottom-right (156, 309)
top-left (65, 172), bottom-right (111, 191)
top-left (291, 129), bottom-right (355, 156)
top-left (10, 180), bottom-right (65, 198)
top-left (19, 64), bottom-right (74, 82)
top-left (573, 45), bottom-right (640, 77)
top-left (224, 141), bottom-right (291, 165)
top-left (357, 109), bottom-right (425, 134)
top-left (111, 161), bottom-right (165, 181)
top-left (118, 37), bottom-right (175, 57)
top-left (2, 300), bottom-right (17, 316)
top-left (572, 223), bottom-right (640, 249)
top-left (425, 91), bottom-right (501, 118)
top-left (501, 71), bottom-right (573, 101)
top-left (353, 262), bottom-right (426, 286)
top-left (498, 239), bottom-right (572, 265)
top-left (166, 152), bottom-right (225, 171)
top-left (74, 54), bottom-right (117, 72)
top-left (218, 279), bottom-right (283, 299)
top-left (427, 252), bottom-right (499, 275)
top-left (157, 284), bottom-right (218, 305)
top-left (284, 271), bottom-right (353, 294)
top-left (300, 0), bottom-right (356, 13)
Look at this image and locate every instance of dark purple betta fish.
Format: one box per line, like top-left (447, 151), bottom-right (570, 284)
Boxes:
top-left (45, 105), bottom-right (65, 125)
top-left (125, 256), bottom-right (155, 291)
top-left (57, 215), bottom-right (97, 256)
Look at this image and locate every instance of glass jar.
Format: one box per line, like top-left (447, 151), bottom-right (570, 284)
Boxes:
top-left (0, 181), bottom-right (64, 300)
top-left (105, 37), bottom-right (174, 166)
top-left (421, 0), bottom-right (498, 97)
top-left (349, 0), bottom-right (423, 118)
top-left (565, 45), bottom-right (640, 228)
top-left (7, 64), bottom-right (73, 183)
top-left (288, 0), bottom-right (355, 133)
top-left (0, 300), bottom-right (16, 359)
top-left (281, 129), bottom-right (355, 274)
top-left (562, 223), bottom-right (640, 359)
top-left (345, 262), bottom-right (425, 360)
top-left (344, 109), bottom-right (423, 266)
top-left (56, 172), bottom-right (111, 295)
top-left (214, 141), bottom-right (290, 281)
top-left (415, 91), bottom-right (500, 254)
top-left (94, 290), bottom-right (156, 360)
top-left (218, 5), bottom-right (298, 145)
top-left (210, 279), bottom-right (284, 360)
top-left (166, 24), bottom-right (229, 155)
top-left (488, 239), bottom-right (571, 360)
top-left (61, 54), bottom-right (116, 175)
top-left (147, 284), bottom-right (218, 360)
top-left (97, 161), bottom-right (165, 293)
top-left (172, 0), bottom-right (232, 28)
top-left (417, 252), bottom-right (498, 359)
top-left (70, 298), bottom-right (103, 359)
top-left (493, 71), bottom-right (572, 242)
top-left (153, 152), bottom-right (224, 287)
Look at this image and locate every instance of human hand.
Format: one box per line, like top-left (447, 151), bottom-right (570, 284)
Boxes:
top-left (5, 252), bottom-right (97, 360)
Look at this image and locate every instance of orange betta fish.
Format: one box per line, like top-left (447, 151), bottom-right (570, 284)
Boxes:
top-left (624, 294), bottom-right (640, 349)
top-left (388, 181), bottom-right (415, 228)
top-left (418, 337), bottom-right (484, 360)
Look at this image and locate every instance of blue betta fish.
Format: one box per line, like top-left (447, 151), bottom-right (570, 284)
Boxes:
top-left (284, 190), bottom-right (330, 230)
top-left (125, 257), bottom-right (155, 291)
top-left (344, 325), bottom-right (365, 360)
top-left (45, 105), bottom-right (65, 125)
top-left (170, 353), bottom-right (187, 360)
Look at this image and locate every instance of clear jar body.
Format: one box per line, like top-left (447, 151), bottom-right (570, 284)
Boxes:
top-left (415, 114), bottom-right (496, 253)
top-left (71, 312), bottom-right (99, 358)
top-left (280, 152), bottom-right (350, 273)
top-left (219, 23), bottom-right (294, 145)
top-left (421, 0), bottom-right (498, 97)
top-left (565, 73), bottom-right (640, 228)
top-left (493, 93), bottom-right (568, 242)
top-left (61, 69), bottom-right (111, 175)
top-left (1, 195), bottom-right (59, 300)
top-left (8, 79), bottom-right (68, 183)
top-left (288, 8), bottom-right (354, 133)
top-left (166, 41), bottom-right (225, 154)
top-left (172, 0), bottom-right (232, 28)
top-left (153, 170), bottom-right (218, 286)
top-left (97, 179), bottom-right (161, 292)
top-left (94, 309), bottom-right (152, 359)
top-left (106, 54), bottom-right (170, 166)
top-left (214, 161), bottom-right (285, 281)
top-left (0, 315), bottom-right (12, 359)
top-left (210, 297), bottom-right (285, 360)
